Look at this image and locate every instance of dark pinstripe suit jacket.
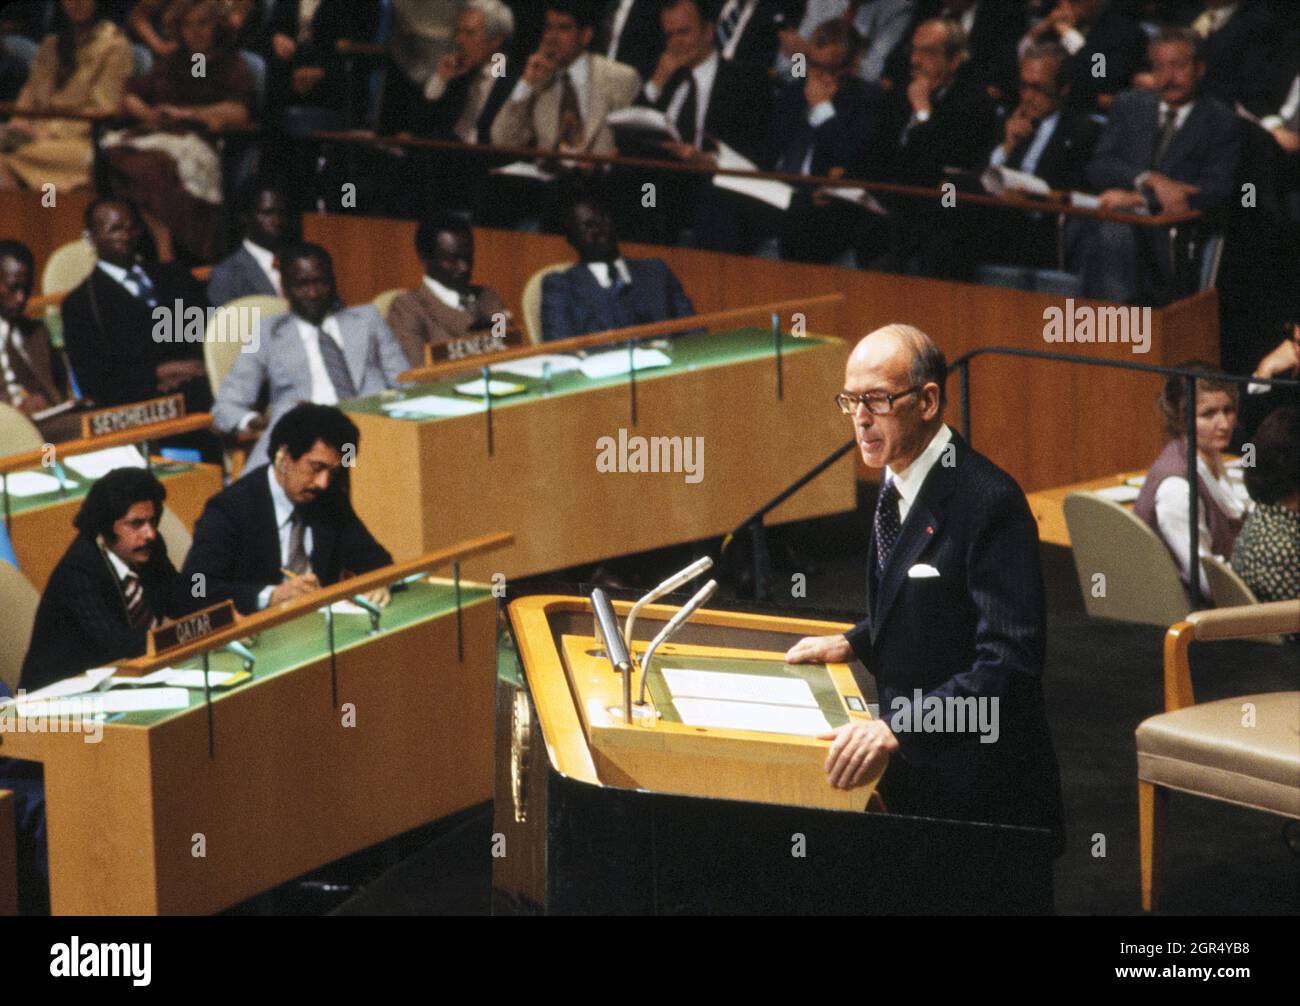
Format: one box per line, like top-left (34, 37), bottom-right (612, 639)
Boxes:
top-left (845, 428), bottom-right (1064, 850)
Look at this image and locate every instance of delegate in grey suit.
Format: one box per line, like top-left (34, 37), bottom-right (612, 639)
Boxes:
top-left (213, 304), bottom-right (408, 468)
top-left (207, 244), bottom-right (279, 306)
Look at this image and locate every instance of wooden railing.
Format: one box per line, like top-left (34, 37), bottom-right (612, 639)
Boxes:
top-left (113, 532), bottom-right (514, 675)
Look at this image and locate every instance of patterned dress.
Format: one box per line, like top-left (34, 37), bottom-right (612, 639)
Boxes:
top-left (1231, 503), bottom-right (1300, 603)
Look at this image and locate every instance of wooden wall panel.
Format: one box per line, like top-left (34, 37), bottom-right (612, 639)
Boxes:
top-left (304, 213), bottom-right (1219, 493)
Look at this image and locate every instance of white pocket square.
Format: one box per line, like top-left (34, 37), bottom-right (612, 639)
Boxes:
top-left (907, 564), bottom-right (941, 579)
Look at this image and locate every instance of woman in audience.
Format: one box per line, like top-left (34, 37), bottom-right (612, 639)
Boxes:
top-left (0, 0), bottom-right (133, 192)
top-left (101, 0), bottom-right (255, 263)
top-left (1132, 361), bottom-right (1245, 602)
top-left (1231, 406), bottom-right (1300, 604)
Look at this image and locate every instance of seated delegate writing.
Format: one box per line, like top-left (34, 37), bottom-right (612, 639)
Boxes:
top-left (182, 403), bottom-right (393, 616)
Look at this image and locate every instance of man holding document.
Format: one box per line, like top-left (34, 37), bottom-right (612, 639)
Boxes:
top-left (785, 324), bottom-right (1064, 852)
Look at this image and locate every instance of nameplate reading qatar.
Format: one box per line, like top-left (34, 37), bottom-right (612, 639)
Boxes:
top-left (146, 600), bottom-right (237, 659)
top-left (81, 394), bottom-right (185, 439)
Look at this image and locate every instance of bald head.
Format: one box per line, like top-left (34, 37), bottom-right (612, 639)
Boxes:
top-left (843, 325), bottom-right (947, 473)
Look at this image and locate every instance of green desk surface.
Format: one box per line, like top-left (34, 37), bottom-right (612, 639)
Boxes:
top-left (1, 461), bottom-right (199, 517)
top-left (100, 580), bottom-right (493, 728)
top-left (344, 327), bottom-right (833, 421)
top-left (644, 653), bottom-right (849, 729)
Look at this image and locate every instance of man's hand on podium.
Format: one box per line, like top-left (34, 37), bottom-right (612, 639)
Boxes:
top-left (784, 633), bottom-right (852, 665)
top-left (820, 720), bottom-right (898, 790)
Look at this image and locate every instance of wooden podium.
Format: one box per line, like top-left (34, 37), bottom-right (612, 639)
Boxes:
top-left (493, 591), bottom-right (1057, 915)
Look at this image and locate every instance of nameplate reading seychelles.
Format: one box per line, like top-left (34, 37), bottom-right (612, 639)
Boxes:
top-left (146, 600), bottom-right (237, 658)
top-left (81, 394), bottom-right (185, 439)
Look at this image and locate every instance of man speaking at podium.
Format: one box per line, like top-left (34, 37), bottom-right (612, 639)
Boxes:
top-left (786, 324), bottom-right (1064, 851)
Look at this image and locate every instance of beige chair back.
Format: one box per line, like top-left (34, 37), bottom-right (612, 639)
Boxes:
top-left (371, 287), bottom-right (405, 320)
top-left (41, 239), bottom-right (96, 297)
top-left (1063, 491), bottom-right (1191, 626)
top-left (203, 295), bottom-right (287, 398)
top-left (157, 505), bottom-right (192, 568)
top-left (1200, 555), bottom-right (1283, 644)
top-left (520, 263), bottom-right (570, 345)
top-left (0, 402), bottom-right (43, 457)
top-left (0, 560), bottom-right (39, 693)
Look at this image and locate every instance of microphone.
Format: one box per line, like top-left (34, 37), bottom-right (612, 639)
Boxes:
top-left (636, 578), bottom-right (718, 706)
top-left (623, 556), bottom-right (713, 653)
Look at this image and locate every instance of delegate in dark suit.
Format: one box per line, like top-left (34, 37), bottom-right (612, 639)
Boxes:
top-left (20, 533), bottom-right (186, 693)
top-left (1079, 87), bottom-right (1240, 302)
top-left (844, 428), bottom-right (1065, 843)
top-left (181, 463), bottom-right (391, 616)
top-left (541, 259), bottom-right (695, 342)
top-left (60, 261), bottom-right (212, 411)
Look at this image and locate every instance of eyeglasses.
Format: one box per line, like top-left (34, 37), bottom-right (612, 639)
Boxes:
top-left (834, 386), bottom-right (922, 415)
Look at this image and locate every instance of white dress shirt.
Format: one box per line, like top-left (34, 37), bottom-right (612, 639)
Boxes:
top-left (1154, 456), bottom-right (1247, 597)
top-left (96, 259), bottom-right (155, 302)
top-left (1135, 100), bottom-right (1194, 187)
top-left (256, 464), bottom-right (315, 610)
top-left (243, 238), bottom-right (282, 296)
top-left (1261, 74), bottom-right (1300, 132)
top-left (884, 423), bottom-right (954, 524)
top-left (605, 0), bottom-right (636, 60)
top-left (586, 258), bottom-right (633, 289)
top-left (423, 274), bottom-right (466, 309)
top-left (644, 50), bottom-right (719, 149)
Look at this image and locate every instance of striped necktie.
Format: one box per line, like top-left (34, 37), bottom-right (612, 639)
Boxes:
top-left (122, 571), bottom-right (154, 630)
top-left (286, 510), bottom-right (310, 575)
top-left (314, 325), bottom-right (357, 400)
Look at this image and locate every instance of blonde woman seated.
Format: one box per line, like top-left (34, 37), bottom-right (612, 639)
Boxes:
top-left (0, 0), bottom-right (133, 192)
top-left (1132, 362), bottom-right (1245, 602)
top-left (101, 0), bottom-right (254, 262)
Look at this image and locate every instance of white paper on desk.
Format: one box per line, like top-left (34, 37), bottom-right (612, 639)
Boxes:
top-left (321, 599), bottom-right (369, 615)
top-left (819, 185), bottom-right (889, 216)
top-left (62, 445), bottom-right (147, 480)
top-left (1125, 475), bottom-right (1146, 488)
top-left (579, 348), bottom-right (672, 379)
top-left (712, 142), bottom-right (795, 210)
top-left (1069, 191), bottom-right (1101, 210)
top-left (1, 470), bottom-right (79, 497)
top-left (12, 687), bottom-right (189, 718)
top-left (1093, 484), bottom-right (1141, 503)
top-left (981, 165), bottom-right (1051, 197)
top-left (607, 106), bottom-right (681, 143)
top-left (489, 160), bottom-right (557, 183)
top-left (0, 667), bottom-right (115, 706)
top-left (379, 394), bottom-right (484, 417)
top-left (672, 697), bottom-right (833, 737)
top-left (452, 378), bottom-right (526, 397)
top-left (661, 667), bottom-right (818, 707)
top-left (494, 354), bottom-right (583, 379)
top-left (110, 668), bottom-right (239, 689)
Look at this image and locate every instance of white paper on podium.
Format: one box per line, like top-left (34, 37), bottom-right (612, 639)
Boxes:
top-left (1, 470), bottom-right (80, 497)
top-left (62, 445), bottom-right (147, 480)
top-left (110, 668), bottom-right (239, 689)
top-left (671, 697), bottom-right (832, 737)
top-left (661, 667), bottom-right (817, 707)
top-left (494, 354), bottom-right (583, 379)
top-left (578, 348), bottom-right (671, 379)
top-left (380, 394), bottom-right (484, 417)
top-left (10, 687), bottom-right (190, 718)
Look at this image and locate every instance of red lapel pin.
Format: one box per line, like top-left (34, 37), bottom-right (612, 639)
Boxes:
top-left (926, 526), bottom-right (934, 534)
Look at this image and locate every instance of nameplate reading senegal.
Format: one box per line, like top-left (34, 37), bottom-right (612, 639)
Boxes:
top-left (81, 394), bottom-right (185, 439)
top-left (147, 600), bottom-right (237, 658)
top-left (426, 331), bottom-right (517, 365)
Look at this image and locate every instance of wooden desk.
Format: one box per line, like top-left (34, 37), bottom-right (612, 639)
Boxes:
top-left (345, 327), bottom-right (857, 579)
top-left (0, 577), bottom-right (498, 915)
top-left (4, 461), bottom-right (222, 592)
